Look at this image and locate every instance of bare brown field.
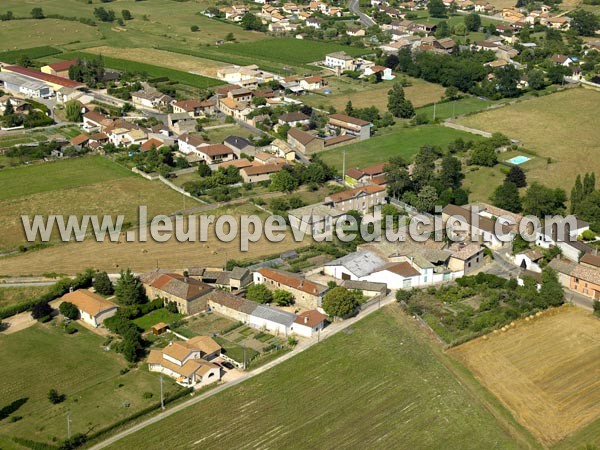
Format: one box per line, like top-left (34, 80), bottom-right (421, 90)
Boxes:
top-left (487, 0), bottom-right (522, 9)
top-left (455, 88), bottom-right (600, 192)
top-left (449, 306), bottom-right (600, 446)
top-left (84, 46), bottom-right (227, 78)
top-left (0, 177), bottom-right (187, 251)
top-left (0, 204), bottom-right (306, 276)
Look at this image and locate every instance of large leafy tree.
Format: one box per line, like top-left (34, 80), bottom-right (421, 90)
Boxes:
top-left (490, 181), bottom-right (522, 213)
top-left (440, 155), bottom-right (463, 189)
top-left (571, 9), bottom-right (599, 36)
top-left (522, 182), bottom-right (567, 217)
top-left (427, 0), bottom-right (446, 17)
top-left (59, 301), bottom-right (80, 320)
top-left (273, 289), bottom-right (294, 306)
top-left (322, 287), bottom-right (358, 318)
top-left (269, 168), bottom-right (298, 193)
top-left (246, 283), bottom-right (273, 304)
top-left (464, 13), bottom-right (481, 32)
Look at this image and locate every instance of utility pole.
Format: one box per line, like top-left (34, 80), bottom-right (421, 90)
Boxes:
top-left (342, 149), bottom-right (346, 186)
top-left (67, 412), bottom-right (71, 439)
top-left (453, 100), bottom-right (456, 119)
top-left (160, 374), bottom-right (165, 410)
top-left (243, 340), bottom-right (247, 370)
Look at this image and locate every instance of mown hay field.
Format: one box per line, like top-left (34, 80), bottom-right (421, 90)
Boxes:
top-left (450, 306), bottom-right (600, 447)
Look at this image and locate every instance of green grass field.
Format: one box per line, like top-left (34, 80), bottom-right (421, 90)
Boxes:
top-left (0, 156), bottom-right (132, 200)
top-left (0, 321), bottom-right (181, 446)
top-left (133, 308), bottom-right (183, 331)
top-left (215, 38), bottom-right (369, 66)
top-left (320, 124), bottom-right (484, 171)
top-left (108, 305), bottom-right (533, 449)
top-left (415, 96), bottom-right (493, 121)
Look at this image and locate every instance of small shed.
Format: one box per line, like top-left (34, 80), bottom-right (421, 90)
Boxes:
top-left (152, 322), bottom-right (169, 336)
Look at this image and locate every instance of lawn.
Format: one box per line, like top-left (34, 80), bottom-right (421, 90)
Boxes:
top-left (133, 308), bottom-right (183, 331)
top-left (0, 285), bottom-right (51, 309)
top-left (450, 306), bottom-right (600, 447)
top-left (303, 75), bottom-right (445, 112)
top-left (109, 305), bottom-right (533, 449)
top-left (319, 124), bottom-right (484, 171)
top-left (0, 321), bottom-right (181, 447)
top-left (454, 88), bottom-right (600, 193)
top-left (0, 156), bottom-right (188, 251)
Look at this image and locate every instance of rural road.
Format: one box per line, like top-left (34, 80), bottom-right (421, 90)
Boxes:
top-left (88, 292), bottom-right (397, 450)
top-left (348, 0), bottom-right (375, 27)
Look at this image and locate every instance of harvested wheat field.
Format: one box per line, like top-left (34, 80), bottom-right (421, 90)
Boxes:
top-left (449, 306), bottom-right (600, 447)
top-left (84, 47), bottom-right (228, 78)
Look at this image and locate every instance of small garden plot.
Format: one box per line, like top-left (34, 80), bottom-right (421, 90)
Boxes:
top-left (133, 308), bottom-right (183, 331)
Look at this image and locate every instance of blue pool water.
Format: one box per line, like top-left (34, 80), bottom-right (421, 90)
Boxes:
top-left (507, 155), bottom-right (531, 165)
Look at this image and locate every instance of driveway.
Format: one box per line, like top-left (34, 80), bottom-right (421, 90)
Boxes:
top-left (0, 298), bottom-right (63, 335)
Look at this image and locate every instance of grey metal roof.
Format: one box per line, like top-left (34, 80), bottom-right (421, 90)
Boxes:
top-left (0, 72), bottom-right (49, 91)
top-left (325, 251), bottom-right (387, 278)
top-left (251, 304), bottom-right (296, 327)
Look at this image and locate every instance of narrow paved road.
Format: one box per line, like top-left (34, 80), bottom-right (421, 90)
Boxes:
top-left (348, 0), bottom-right (375, 27)
top-left (88, 292), bottom-right (396, 450)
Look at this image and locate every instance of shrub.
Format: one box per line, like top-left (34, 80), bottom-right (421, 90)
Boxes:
top-left (47, 389), bottom-right (66, 404)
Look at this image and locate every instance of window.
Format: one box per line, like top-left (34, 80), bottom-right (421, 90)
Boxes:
top-left (467, 262), bottom-right (471, 268)
top-left (403, 279), bottom-right (411, 288)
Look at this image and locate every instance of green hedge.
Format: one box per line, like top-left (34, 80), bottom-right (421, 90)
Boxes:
top-left (0, 46), bottom-right (62, 64)
top-left (0, 270), bottom-right (94, 319)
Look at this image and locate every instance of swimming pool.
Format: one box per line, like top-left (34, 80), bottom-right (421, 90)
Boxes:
top-left (507, 155), bottom-right (531, 165)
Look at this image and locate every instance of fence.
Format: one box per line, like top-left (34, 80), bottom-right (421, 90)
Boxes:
top-left (389, 198), bottom-right (434, 221)
top-left (131, 167), bottom-right (204, 203)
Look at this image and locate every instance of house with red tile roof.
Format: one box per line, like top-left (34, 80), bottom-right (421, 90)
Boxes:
top-left (325, 184), bottom-right (387, 213)
top-left (41, 60), bottom-right (77, 78)
top-left (253, 267), bottom-right (328, 310)
top-left (140, 272), bottom-right (214, 315)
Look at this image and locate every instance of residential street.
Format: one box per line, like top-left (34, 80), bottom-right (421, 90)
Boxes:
top-left (348, 0), bottom-right (375, 27)
top-left (88, 291), bottom-right (397, 450)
